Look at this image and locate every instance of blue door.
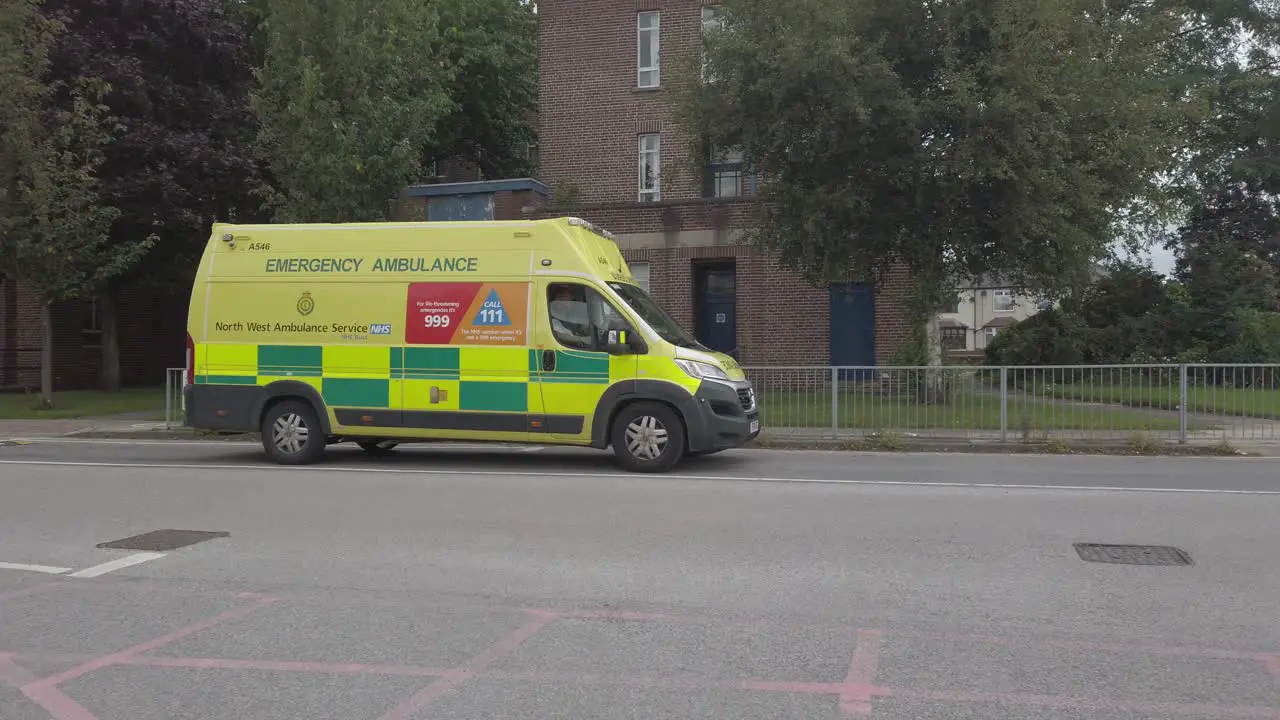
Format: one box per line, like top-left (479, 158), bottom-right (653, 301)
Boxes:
top-left (694, 264), bottom-right (737, 358)
top-left (829, 283), bottom-right (875, 380)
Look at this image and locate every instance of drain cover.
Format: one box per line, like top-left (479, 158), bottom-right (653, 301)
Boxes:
top-left (1073, 543), bottom-right (1192, 566)
top-left (97, 529), bottom-right (229, 552)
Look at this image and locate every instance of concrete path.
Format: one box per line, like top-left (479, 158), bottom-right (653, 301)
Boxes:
top-left (1, 441), bottom-right (1279, 718)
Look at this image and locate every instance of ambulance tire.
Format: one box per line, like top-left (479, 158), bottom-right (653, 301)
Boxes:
top-left (611, 401), bottom-right (686, 473)
top-left (261, 400), bottom-right (327, 465)
top-left (356, 440), bottom-right (399, 455)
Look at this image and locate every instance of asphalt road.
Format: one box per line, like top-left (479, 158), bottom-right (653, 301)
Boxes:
top-left (1, 439), bottom-right (1279, 720)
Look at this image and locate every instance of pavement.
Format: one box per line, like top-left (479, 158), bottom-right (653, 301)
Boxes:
top-left (1, 439), bottom-right (1279, 719)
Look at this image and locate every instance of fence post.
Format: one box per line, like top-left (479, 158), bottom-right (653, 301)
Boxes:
top-left (830, 366), bottom-right (839, 437)
top-left (999, 366), bottom-right (1008, 443)
top-left (164, 369), bottom-right (173, 429)
top-left (1178, 364), bottom-right (1188, 444)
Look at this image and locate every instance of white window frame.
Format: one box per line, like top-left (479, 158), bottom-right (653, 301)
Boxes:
top-left (992, 289), bottom-right (1015, 312)
top-left (629, 262), bottom-right (651, 294)
top-left (940, 326), bottom-right (967, 351)
top-left (983, 326), bottom-right (1000, 341)
top-left (638, 134), bottom-right (660, 202)
top-left (637, 11), bottom-right (660, 88)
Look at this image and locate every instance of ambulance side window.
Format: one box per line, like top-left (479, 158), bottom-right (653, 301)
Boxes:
top-left (547, 283), bottom-right (631, 351)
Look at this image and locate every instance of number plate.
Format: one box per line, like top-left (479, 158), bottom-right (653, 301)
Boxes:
top-left (749, 420), bottom-right (759, 434)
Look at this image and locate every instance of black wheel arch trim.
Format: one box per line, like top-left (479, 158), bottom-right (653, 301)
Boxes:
top-left (255, 380), bottom-right (333, 435)
top-left (590, 379), bottom-right (705, 450)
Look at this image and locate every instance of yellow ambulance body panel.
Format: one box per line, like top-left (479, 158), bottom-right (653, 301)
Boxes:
top-left (184, 217), bottom-right (759, 471)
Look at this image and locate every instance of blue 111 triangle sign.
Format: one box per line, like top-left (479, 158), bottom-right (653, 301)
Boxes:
top-left (472, 288), bottom-right (512, 326)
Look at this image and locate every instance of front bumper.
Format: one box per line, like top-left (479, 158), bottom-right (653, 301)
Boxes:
top-left (686, 379), bottom-right (760, 453)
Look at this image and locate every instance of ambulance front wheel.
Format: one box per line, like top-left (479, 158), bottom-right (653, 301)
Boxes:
top-left (261, 399), bottom-right (326, 465)
top-left (611, 401), bottom-right (686, 473)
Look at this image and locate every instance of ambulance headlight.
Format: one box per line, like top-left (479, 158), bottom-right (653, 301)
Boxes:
top-left (674, 359), bottom-right (729, 382)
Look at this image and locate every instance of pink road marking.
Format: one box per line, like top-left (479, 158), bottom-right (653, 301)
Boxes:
top-left (1263, 655), bottom-right (1280, 681)
top-left (23, 597), bottom-right (277, 691)
top-left (742, 679), bottom-right (847, 694)
top-left (3, 654), bottom-right (100, 720)
top-left (377, 612), bottom-right (557, 720)
top-left (0, 654), bottom-right (39, 686)
top-left (839, 629), bottom-right (884, 717)
top-left (118, 655), bottom-right (459, 679)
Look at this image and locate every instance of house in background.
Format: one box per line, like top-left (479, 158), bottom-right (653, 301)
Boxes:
top-left (937, 276), bottom-right (1053, 361)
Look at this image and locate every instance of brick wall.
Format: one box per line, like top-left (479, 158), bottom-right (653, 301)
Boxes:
top-left (538, 0), bottom-right (709, 205)
top-left (0, 280), bottom-right (186, 392)
top-left (531, 0), bottom-right (917, 366)
top-left (527, 199), bottom-right (915, 366)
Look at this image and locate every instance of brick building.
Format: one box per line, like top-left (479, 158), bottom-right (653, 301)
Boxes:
top-left (527, 0), bottom-right (914, 366)
top-left (0, 284), bottom-right (188, 392)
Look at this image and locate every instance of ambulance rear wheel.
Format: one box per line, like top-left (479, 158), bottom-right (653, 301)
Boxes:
top-left (261, 400), bottom-right (326, 465)
top-left (356, 440), bottom-right (399, 455)
top-left (611, 401), bottom-right (685, 473)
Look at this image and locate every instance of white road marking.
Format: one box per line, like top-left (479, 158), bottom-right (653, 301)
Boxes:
top-left (0, 459), bottom-right (1278, 496)
top-left (68, 552), bottom-right (167, 578)
top-left (0, 561), bottom-right (72, 575)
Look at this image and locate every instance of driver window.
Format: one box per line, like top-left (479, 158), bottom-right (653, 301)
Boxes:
top-left (547, 283), bottom-right (630, 351)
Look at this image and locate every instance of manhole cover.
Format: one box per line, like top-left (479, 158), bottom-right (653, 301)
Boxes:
top-left (97, 529), bottom-right (229, 552)
top-left (1073, 543), bottom-right (1193, 566)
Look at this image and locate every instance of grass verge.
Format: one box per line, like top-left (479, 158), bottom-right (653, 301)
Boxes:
top-left (758, 389), bottom-right (1188, 432)
top-left (0, 386), bottom-right (165, 420)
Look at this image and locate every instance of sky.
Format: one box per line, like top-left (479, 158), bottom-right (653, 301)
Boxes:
top-left (1126, 243), bottom-right (1178, 275)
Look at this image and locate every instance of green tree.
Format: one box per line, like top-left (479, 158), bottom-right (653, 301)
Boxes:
top-left (252, 0), bottom-right (455, 222)
top-left (680, 0), bottom-right (1224, 324)
top-left (41, 0), bottom-right (263, 391)
top-left (1173, 185), bottom-right (1280, 357)
top-left (0, 0), bottom-right (148, 405)
top-left (427, 0), bottom-right (538, 179)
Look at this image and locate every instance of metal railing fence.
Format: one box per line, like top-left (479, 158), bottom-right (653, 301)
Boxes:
top-left (741, 364), bottom-right (1280, 444)
top-left (164, 367), bottom-right (186, 429)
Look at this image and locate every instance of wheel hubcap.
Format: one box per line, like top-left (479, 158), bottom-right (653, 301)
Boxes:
top-left (625, 415), bottom-right (668, 461)
top-left (272, 413), bottom-right (309, 455)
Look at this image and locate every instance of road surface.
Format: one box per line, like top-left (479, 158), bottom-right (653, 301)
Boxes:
top-left (1, 439), bottom-right (1278, 719)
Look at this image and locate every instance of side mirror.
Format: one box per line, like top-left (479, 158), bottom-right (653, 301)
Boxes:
top-left (604, 328), bottom-right (633, 355)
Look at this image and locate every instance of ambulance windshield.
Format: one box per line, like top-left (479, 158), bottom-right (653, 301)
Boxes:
top-left (608, 282), bottom-right (704, 350)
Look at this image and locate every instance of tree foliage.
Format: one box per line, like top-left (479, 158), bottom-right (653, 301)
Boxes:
top-left (428, 0), bottom-right (538, 179)
top-left (682, 0), bottom-right (1196, 307)
top-left (252, 0), bottom-right (454, 222)
top-left (40, 0), bottom-right (262, 279)
top-left (0, 0), bottom-right (153, 402)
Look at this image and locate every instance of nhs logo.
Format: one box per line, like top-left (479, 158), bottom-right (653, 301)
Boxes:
top-left (369, 323), bottom-right (392, 335)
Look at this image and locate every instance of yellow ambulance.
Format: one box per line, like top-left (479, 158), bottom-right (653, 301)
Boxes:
top-left (183, 217), bottom-right (760, 472)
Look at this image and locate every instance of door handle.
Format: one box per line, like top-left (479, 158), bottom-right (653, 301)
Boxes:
top-left (541, 349), bottom-right (556, 372)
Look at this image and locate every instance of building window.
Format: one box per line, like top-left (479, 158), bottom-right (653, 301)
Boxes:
top-left (984, 326), bottom-right (1000, 342)
top-left (942, 293), bottom-right (961, 314)
top-left (82, 298), bottom-right (101, 348)
top-left (701, 5), bottom-right (724, 82)
top-left (638, 134), bottom-right (660, 202)
top-left (629, 262), bottom-right (650, 294)
top-left (940, 326), bottom-right (966, 351)
top-left (992, 289), bottom-right (1014, 312)
top-left (637, 11), bottom-right (660, 88)
top-left (706, 145), bottom-right (753, 198)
